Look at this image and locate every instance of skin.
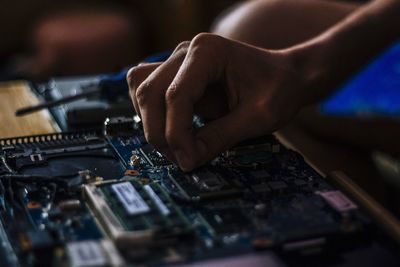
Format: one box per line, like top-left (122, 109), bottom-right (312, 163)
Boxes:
top-left (127, 0), bottom-right (400, 172)
top-left (211, 0), bottom-right (400, 210)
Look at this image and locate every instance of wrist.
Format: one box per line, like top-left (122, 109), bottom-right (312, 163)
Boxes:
top-left (284, 41), bottom-right (332, 107)
top-left (284, 0), bottom-right (400, 107)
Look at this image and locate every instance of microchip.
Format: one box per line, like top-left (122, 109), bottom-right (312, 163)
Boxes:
top-left (191, 170), bottom-right (228, 191)
top-left (204, 208), bottom-right (251, 235)
top-left (84, 180), bottom-right (191, 242)
top-left (67, 241), bottom-right (107, 267)
top-left (111, 182), bottom-right (150, 216)
top-left (66, 240), bottom-right (125, 267)
top-left (140, 145), bottom-right (171, 166)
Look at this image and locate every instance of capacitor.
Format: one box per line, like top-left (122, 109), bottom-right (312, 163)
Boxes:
top-left (124, 169), bottom-right (140, 176)
top-left (27, 201), bottom-right (42, 209)
top-left (58, 199), bottom-right (81, 211)
top-left (130, 155), bottom-right (141, 167)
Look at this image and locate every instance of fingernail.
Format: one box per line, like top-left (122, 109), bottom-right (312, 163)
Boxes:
top-left (175, 150), bottom-right (192, 171)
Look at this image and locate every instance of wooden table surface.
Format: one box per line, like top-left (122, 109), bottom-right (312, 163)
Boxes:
top-left (0, 81), bottom-right (58, 138)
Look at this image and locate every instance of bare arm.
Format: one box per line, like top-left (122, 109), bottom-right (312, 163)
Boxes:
top-left (127, 0), bottom-right (400, 171)
top-left (291, 0), bottom-right (400, 104)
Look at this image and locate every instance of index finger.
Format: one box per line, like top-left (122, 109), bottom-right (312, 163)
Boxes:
top-left (164, 34), bottom-right (227, 170)
top-left (127, 63), bottom-right (161, 117)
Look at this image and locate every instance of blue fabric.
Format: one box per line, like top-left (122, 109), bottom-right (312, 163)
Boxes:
top-left (321, 41), bottom-right (400, 116)
top-left (98, 51), bottom-right (172, 100)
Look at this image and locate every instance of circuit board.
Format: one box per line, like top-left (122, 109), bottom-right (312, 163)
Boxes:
top-left (0, 117), bottom-right (399, 267)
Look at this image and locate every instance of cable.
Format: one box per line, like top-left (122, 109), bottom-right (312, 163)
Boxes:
top-left (0, 156), bottom-right (15, 174)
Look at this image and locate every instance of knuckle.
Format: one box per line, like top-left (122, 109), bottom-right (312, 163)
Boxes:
top-left (191, 32), bottom-right (215, 46)
top-left (190, 33), bottom-right (225, 60)
top-left (135, 83), bottom-right (149, 105)
top-left (192, 33), bottom-right (223, 49)
top-left (172, 41), bottom-right (190, 58)
top-left (126, 66), bottom-right (137, 87)
top-left (127, 65), bottom-right (150, 100)
top-left (164, 82), bottom-right (180, 104)
top-left (175, 40), bottom-right (190, 51)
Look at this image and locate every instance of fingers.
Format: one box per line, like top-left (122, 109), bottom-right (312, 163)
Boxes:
top-left (129, 41), bottom-right (190, 152)
top-left (164, 34), bottom-right (228, 170)
top-left (127, 33), bottom-right (297, 171)
top-left (127, 62), bottom-right (161, 117)
top-left (128, 34), bottom-right (247, 171)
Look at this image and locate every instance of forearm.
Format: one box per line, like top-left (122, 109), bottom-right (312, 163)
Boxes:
top-left (288, 0), bottom-right (400, 105)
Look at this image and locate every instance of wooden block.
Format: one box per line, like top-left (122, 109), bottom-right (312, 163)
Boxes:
top-left (0, 81), bottom-right (58, 138)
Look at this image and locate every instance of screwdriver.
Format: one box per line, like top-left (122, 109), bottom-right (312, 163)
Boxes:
top-left (15, 85), bottom-right (99, 116)
top-left (15, 51), bottom-right (171, 117)
top-left (15, 67), bottom-right (131, 117)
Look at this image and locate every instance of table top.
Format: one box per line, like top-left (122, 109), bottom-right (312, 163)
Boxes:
top-left (0, 81), bottom-right (58, 139)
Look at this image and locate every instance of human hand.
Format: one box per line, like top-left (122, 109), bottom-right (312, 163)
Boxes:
top-left (127, 33), bottom-right (308, 171)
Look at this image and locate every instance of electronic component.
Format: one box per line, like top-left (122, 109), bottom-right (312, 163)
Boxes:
top-left (58, 200), bottom-right (81, 211)
top-left (104, 117), bottom-right (138, 136)
top-left (139, 144), bottom-right (171, 166)
top-left (166, 165), bottom-right (245, 202)
top-left (203, 207), bottom-right (251, 235)
top-left (66, 239), bottom-right (125, 267)
top-left (0, 117), bottom-right (399, 267)
top-left (84, 179), bottom-right (191, 246)
top-left (316, 190), bottom-right (358, 212)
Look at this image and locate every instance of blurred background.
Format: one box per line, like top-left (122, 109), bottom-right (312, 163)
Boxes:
top-left (0, 0), bottom-right (241, 81)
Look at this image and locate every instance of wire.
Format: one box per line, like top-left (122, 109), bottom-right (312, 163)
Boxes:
top-left (0, 156), bottom-right (15, 174)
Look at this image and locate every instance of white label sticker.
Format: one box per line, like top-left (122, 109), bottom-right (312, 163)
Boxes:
top-left (317, 190), bottom-right (357, 212)
top-left (144, 185), bottom-right (170, 216)
top-left (67, 241), bottom-right (107, 267)
top-left (112, 182), bottom-right (150, 215)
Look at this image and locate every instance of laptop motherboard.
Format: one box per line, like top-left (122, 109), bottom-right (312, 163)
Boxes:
top-left (0, 117), bottom-right (398, 267)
